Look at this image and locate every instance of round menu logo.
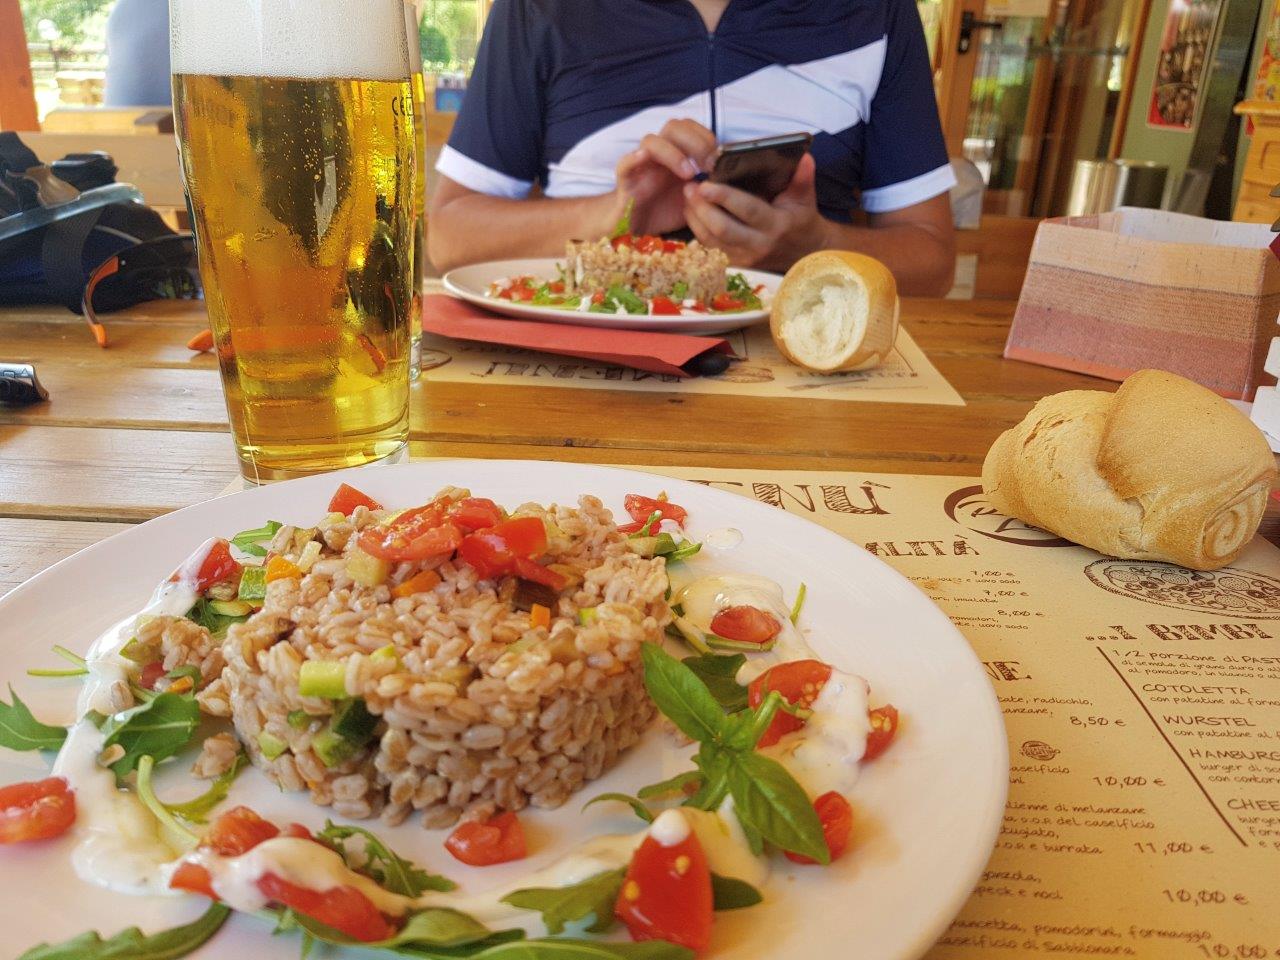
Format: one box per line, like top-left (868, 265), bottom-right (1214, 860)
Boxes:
top-left (1021, 740), bottom-right (1059, 761)
top-left (943, 485), bottom-right (1074, 547)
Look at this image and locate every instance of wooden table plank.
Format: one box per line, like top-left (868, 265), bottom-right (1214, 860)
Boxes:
top-left (0, 519), bottom-right (133, 596)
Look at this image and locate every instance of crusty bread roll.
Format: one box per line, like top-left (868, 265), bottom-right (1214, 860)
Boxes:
top-left (982, 370), bottom-right (1276, 571)
top-left (770, 250), bottom-right (898, 372)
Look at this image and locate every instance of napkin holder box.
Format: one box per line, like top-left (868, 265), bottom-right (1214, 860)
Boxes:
top-left (1004, 208), bottom-right (1280, 400)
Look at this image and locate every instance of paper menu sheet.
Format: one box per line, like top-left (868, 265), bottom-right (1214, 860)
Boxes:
top-left (638, 464), bottom-right (1280, 960)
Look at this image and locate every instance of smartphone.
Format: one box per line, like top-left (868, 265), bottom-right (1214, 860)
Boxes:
top-left (706, 132), bottom-right (813, 202)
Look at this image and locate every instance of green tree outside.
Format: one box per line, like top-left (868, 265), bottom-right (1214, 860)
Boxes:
top-left (21, 0), bottom-right (112, 44)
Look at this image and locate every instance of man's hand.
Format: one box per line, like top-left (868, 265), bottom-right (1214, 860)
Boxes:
top-left (611, 118), bottom-right (717, 235)
top-left (682, 153), bottom-right (828, 271)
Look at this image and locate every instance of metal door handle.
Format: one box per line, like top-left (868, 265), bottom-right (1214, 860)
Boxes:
top-left (958, 11), bottom-right (1003, 54)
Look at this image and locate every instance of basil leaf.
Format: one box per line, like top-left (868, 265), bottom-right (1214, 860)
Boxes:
top-left (166, 752), bottom-right (248, 824)
top-left (726, 751), bottom-right (828, 864)
top-left (640, 644), bottom-right (726, 745)
top-left (16, 902), bottom-right (230, 960)
top-left (317, 820), bottom-right (456, 895)
top-left (684, 745), bottom-right (731, 812)
top-left (501, 868), bottom-right (625, 935)
top-left (636, 770), bottom-right (702, 800)
top-left (582, 792), bottom-right (654, 824)
top-left (680, 654), bottom-right (747, 713)
top-left (0, 686), bottom-right (67, 752)
top-left (100, 691), bottom-right (200, 779)
top-left (230, 520), bottom-right (282, 558)
top-left (711, 873), bottom-right (763, 911)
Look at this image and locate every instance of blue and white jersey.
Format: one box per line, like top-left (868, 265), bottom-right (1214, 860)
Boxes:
top-left (437, 0), bottom-right (956, 222)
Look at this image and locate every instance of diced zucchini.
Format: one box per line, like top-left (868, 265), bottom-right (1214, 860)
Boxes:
top-left (625, 537), bottom-right (660, 558)
top-left (578, 607), bottom-right (597, 626)
top-left (296, 540), bottom-right (323, 573)
top-left (298, 660), bottom-right (348, 699)
top-left (286, 709), bottom-right (312, 729)
top-left (256, 731), bottom-right (289, 760)
top-left (237, 566), bottom-right (267, 604)
top-left (312, 730), bottom-right (357, 768)
top-left (331, 698), bottom-right (379, 744)
top-left (671, 615), bottom-right (713, 655)
top-left (347, 547), bottom-right (390, 587)
top-left (118, 637), bottom-right (156, 663)
top-left (208, 599), bottom-right (253, 617)
top-left (370, 644), bottom-right (401, 666)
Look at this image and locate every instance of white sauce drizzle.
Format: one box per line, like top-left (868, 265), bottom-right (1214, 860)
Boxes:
top-left (762, 669), bottom-right (870, 798)
top-left (51, 541), bottom-right (210, 895)
top-left (700, 527), bottom-right (743, 553)
top-left (649, 808), bottom-right (690, 847)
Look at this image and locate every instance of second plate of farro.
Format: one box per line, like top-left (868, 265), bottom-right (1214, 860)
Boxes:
top-left (0, 460), bottom-right (1005, 960)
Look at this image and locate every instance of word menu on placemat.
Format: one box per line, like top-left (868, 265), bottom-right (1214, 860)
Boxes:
top-left (638, 464), bottom-right (1280, 959)
top-left (417, 324), bottom-right (964, 406)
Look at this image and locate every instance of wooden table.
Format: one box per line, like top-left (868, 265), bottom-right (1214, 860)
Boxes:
top-left (2, 297), bottom-right (1276, 596)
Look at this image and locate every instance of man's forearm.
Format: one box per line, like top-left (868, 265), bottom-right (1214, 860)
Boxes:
top-left (816, 219), bottom-right (956, 297)
top-left (428, 191), bottom-right (623, 273)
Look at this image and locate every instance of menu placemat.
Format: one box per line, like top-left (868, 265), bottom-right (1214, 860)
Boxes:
top-left (636, 464), bottom-right (1280, 959)
top-left (417, 323), bottom-right (964, 406)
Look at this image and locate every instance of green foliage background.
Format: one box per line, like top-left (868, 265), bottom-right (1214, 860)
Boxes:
top-left (21, 0), bottom-right (112, 43)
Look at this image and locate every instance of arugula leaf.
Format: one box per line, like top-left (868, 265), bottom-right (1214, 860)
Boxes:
top-left (680, 653), bottom-right (747, 713)
top-left (636, 771), bottom-right (702, 800)
top-left (28, 645), bottom-right (89, 679)
top-left (639, 644), bottom-right (726, 745)
top-left (230, 520), bottom-right (282, 558)
top-left (462, 939), bottom-right (693, 959)
top-left (164, 751), bottom-right (248, 824)
top-left (582, 792), bottom-right (653, 823)
top-left (135, 755), bottom-right (199, 851)
top-left (0, 686), bottom-right (67, 751)
top-left (606, 285), bottom-right (647, 316)
top-left (789, 582), bottom-right (807, 624)
top-left (609, 198), bottom-right (634, 240)
top-left (16, 902), bottom-right (230, 960)
top-left (726, 751), bottom-right (828, 864)
top-left (501, 868), bottom-right (625, 935)
top-left (285, 907), bottom-right (495, 950)
top-left (100, 691), bottom-right (200, 779)
top-left (185, 599), bottom-right (249, 638)
top-left (670, 280), bottom-right (688, 300)
top-left (725, 273), bottom-right (762, 310)
top-left (710, 873), bottom-right (763, 911)
top-left (317, 820), bottom-right (456, 895)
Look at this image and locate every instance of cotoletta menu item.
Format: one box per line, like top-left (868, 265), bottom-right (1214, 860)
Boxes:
top-left (634, 464), bottom-right (1280, 959)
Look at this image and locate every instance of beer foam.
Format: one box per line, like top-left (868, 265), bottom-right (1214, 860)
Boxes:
top-left (170, 0), bottom-right (411, 81)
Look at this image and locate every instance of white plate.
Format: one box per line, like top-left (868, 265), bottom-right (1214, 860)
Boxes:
top-left (0, 460), bottom-right (1006, 960)
top-left (442, 258), bottom-right (780, 335)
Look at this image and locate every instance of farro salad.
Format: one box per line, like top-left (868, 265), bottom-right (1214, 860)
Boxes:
top-left (487, 205), bottom-right (767, 318)
top-left (2, 483), bottom-right (899, 960)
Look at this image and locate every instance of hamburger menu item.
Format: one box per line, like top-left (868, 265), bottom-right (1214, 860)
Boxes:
top-left (982, 369), bottom-right (1276, 570)
top-left (769, 250), bottom-right (898, 372)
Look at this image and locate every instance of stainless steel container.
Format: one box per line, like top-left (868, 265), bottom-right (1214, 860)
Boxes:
top-left (1065, 159), bottom-right (1168, 214)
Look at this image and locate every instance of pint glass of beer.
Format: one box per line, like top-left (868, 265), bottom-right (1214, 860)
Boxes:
top-left (170, 0), bottom-right (416, 481)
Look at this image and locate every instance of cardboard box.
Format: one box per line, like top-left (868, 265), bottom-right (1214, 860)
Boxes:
top-left (1005, 208), bottom-right (1280, 400)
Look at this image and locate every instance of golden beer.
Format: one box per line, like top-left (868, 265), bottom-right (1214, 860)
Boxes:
top-left (171, 1), bottom-right (415, 481)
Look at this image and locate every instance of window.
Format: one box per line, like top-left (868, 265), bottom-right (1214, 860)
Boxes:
top-left (20, 0), bottom-right (112, 119)
top-left (415, 0), bottom-right (488, 111)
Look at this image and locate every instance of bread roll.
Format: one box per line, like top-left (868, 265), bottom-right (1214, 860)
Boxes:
top-left (770, 250), bottom-right (898, 372)
top-left (982, 369), bottom-right (1276, 571)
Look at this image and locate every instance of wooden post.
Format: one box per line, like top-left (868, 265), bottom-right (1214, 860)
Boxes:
top-left (0, 0), bottom-right (39, 131)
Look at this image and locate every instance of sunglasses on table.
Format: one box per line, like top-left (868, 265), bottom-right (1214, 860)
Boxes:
top-left (81, 233), bottom-right (202, 347)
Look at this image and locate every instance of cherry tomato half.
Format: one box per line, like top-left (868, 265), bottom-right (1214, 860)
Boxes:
top-left (139, 660), bottom-right (167, 691)
top-left (358, 505), bottom-right (463, 562)
top-left (864, 705), bottom-right (900, 761)
top-left (258, 872), bottom-right (394, 942)
top-left (747, 659), bottom-right (833, 748)
top-left (615, 826), bottom-right (712, 954)
top-left (784, 791), bottom-right (853, 865)
top-left (444, 811), bottom-right (527, 866)
top-left (169, 806), bottom-right (285, 898)
top-left (623, 494), bottom-right (687, 527)
top-left (0, 777), bottom-right (75, 844)
top-left (328, 483), bottom-right (382, 516)
top-left (709, 605), bottom-right (780, 645)
top-left (650, 296), bottom-right (682, 316)
top-left (711, 293), bottom-right (745, 312)
top-left (449, 497), bottom-right (504, 532)
top-left (172, 539), bottom-right (242, 592)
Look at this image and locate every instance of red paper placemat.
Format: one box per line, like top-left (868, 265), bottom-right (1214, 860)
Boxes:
top-left (422, 294), bottom-right (737, 378)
